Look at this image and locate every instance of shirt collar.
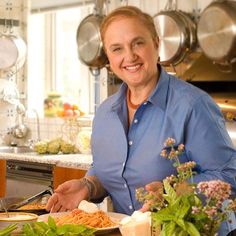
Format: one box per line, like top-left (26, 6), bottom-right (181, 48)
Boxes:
top-left (111, 65), bottom-right (170, 111)
top-left (148, 66), bottom-right (170, 111)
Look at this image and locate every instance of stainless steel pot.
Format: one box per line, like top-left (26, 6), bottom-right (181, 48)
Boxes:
top-left (153, 10), bottom-right (197, 66)
top-left (76, 14), bottom-right (108, 69)
top-left (197, 1), bottom-right (236, 65)
top-left (0, 34), bottom-right (26, 73)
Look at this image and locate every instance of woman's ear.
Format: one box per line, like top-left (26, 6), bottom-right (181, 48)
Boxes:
top-left (154, 37), bottom-right (160, 63)
top-left (154, 36), bottom-right (159, 50)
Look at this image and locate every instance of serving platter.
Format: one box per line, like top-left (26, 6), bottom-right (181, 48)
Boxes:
top-left (38, 211), bottom-right (128, 234)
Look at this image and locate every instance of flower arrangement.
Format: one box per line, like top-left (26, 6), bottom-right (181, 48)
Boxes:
top-left (136, 138), bottom-right (236, 236)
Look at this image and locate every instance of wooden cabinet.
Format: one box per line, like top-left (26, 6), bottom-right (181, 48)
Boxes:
top-left (0, 160), bottom-right (6, 197)
top-left (53, 166), bottom-right (86, 189)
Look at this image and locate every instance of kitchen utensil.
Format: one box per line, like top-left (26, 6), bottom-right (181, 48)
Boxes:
top-left (197, 0), bottom-right (236, 66)
top-left (0, 34), bottom-right (26, 73)
top-left (0, 199), bottom-right (9, 218)
top-left (8, 189), bottom-right (52, 210)
top-left (76, 0), bottom-right (108, 69)
top-left (153, 0), bottom-right (197, 66)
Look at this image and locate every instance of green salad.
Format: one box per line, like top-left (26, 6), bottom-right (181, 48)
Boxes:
top-left (0, 216), bottom-right (96, 236)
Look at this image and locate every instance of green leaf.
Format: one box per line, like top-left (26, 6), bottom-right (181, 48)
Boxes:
top-left (22, 224), bottom-right (36, 236)
top-left (163, 180), bottom-right (177, 204)
top-left (57, 224), bottom-right (86, 234)
top-left (163, 221), bottom-right (176, 236)
top-left (175, 218), bottom-right (186, 229)
top-left (175, 196), bottom-right (191, 219)
top-left (0, 223), bottom-right (18, 236)
top-left (184, 221), bottom-right (201, 236)
top-left (48, 216), bottom-right (57, 231)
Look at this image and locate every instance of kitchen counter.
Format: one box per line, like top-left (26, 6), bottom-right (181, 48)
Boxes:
top-left (0, 152), bottom-right (92, 170)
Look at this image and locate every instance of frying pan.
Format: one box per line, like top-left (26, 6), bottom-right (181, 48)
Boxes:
top-left (76, 0), bottom-right (108, 69)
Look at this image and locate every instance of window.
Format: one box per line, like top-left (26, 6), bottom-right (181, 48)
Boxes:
top-left (27, 4), bottom-right (95, 117)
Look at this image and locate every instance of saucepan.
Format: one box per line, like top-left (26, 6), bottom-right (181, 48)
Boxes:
top-left (0, 189), bottom-right (52, 215)
top-left (197, 0), bottom-right (236, 69)
top-left (153, 0), bottom-right (197, 66)
top-left (76, 0), bottom-right (108, 69)
top-left (0, 33), bottom-right (27, 74)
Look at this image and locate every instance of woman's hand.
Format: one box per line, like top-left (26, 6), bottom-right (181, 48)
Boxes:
top-left (139, 181), bottom-right (163, 212)
top-left (46, 179), bottom-right (89, 212)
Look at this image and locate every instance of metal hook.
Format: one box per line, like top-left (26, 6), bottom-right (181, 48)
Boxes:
top-left (3, 18), bottom-right (8, 33)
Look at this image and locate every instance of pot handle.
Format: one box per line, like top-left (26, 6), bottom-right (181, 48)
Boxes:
top-left (164, 0), bottom-right (177, 11)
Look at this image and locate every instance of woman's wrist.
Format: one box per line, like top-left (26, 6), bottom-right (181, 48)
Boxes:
top-left (81, 177), bottom-right (95, 200)
top-left (81, 176), bottom-right (107, 201)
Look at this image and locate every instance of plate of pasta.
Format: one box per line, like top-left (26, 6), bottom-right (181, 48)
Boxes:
top-left (38, 209), bottom-right (128, 234)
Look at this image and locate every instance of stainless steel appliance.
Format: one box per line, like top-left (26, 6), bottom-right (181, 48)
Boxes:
top-left (6, 160), bottom-right (53, 197)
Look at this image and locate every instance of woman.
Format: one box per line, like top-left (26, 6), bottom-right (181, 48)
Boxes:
top-left (46, 6), bottom-right (236, 235)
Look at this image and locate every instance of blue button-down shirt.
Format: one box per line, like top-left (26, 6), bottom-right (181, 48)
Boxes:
top-left (87, 67), bottom-right (236, 235)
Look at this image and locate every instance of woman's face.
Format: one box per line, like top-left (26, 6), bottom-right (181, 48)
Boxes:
top-left (103, 17), bottom-right (159, 88)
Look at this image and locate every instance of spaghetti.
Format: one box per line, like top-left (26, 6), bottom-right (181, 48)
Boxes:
top-left (55, 209), bottom-right (117, 228)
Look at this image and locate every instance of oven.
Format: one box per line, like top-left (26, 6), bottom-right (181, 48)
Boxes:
top-left (6, 160), bottom-right (53, 198)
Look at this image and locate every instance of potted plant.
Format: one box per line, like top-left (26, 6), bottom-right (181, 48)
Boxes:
top-left (136, 138), bottom-right (236, 236)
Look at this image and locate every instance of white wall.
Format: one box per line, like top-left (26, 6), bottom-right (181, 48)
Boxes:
top-left (0, 0), bottom-right (29, 145)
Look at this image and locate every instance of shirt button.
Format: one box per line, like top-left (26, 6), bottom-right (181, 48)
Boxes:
top-left (122, 162), bottom-right (125, 167)
top-left (124, 184), bottom-right (127, 188)
top-left (143, 102), bottom-right (147, 105)
top-left (133, 119), bottom-right (138, 123)
top-left (128, 140), bottom-right (133, 146)
top-left (129, 205), bottom-right (133, 210)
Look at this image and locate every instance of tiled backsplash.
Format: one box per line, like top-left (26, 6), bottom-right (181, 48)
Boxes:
top-left (0, 115), bottom-right (93, 146)
top-left (26, 116), bottom-right (93, 142)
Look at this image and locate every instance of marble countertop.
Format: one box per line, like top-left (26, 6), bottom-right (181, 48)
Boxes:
top-left (0, 152), bottom-right (92, 170)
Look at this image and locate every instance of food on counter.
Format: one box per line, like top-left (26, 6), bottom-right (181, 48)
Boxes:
top-left (33, 140), bottom-right (48, 154)
top-left (47, 139), bottom-right (61, 154)
top-left (33, 138), bottom-right (76, 155)
top-left (44, 91), bottom-right (63, 117)
top-left (18, 203), bottom-right (46, 210)
top-left (57, 102), bottom-right (85, 118)
top-left (55, 209), bottom-right (117, 228)
top-left (75, 130), bottom-right (92, 154)
top-left (60, 141), bottom-right (75, 154)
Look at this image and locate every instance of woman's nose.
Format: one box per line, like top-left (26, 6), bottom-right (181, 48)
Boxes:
top-left (125, 48), bottom-right (137, 61)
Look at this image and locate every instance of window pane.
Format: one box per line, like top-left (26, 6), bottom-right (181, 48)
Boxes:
top-left (27, 5), bottom-right (94, 116)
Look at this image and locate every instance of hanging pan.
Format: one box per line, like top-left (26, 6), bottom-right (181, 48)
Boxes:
top-left (153, 0), bottom-right (197, 66)
top-left (197, 0), bottom-right (236, 66)
top-left (0, 34), bottom-right (26, 73)
top-left (76, 0), bottom-right (108, 69)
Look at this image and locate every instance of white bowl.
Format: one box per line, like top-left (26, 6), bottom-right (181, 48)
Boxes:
top-left (0, 212), bottom-right (38, 231)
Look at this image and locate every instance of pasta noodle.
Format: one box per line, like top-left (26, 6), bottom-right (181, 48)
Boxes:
top-left (54, 209), bottom-right (117, 228)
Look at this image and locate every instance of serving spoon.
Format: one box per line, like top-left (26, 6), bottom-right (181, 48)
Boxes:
top-left (0, 198), bottom-right (9, 217)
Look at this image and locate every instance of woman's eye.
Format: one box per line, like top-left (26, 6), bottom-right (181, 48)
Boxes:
top-left (136, 41), bottom-right (144, 46)
top-left (133, 41), bottom-right (144, 48)
top-left (112, 47), bottom-right (121, 52)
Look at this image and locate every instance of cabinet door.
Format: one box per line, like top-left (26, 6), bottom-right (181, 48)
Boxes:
top-left (0, 161), bottom-right (6, 197)
top-left (53, 166), bottom-right (86, 189)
